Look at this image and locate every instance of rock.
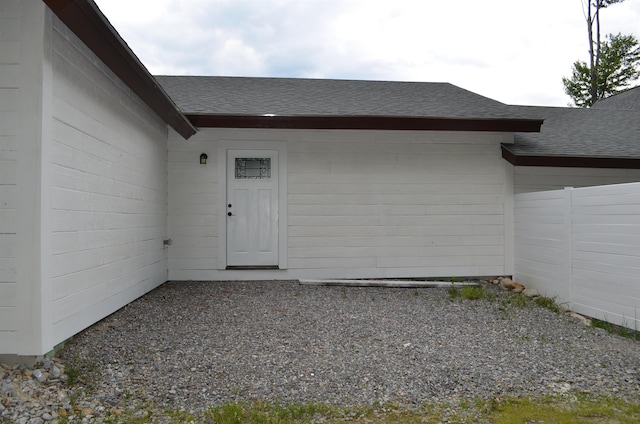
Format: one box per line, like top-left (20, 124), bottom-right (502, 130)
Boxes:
top-left (566, 311), bottom-right (592, 326)
top-left (548, 382), bottom-right (571, 393)
top-left (523, 288), bottom-right (539, 298)
top-left (50, 366), bottom-right (61, 379)
top-left (82, 407), bottom-right (94, 417)
top-left (500, 278), bottom-right (516, 290)
top-left (512, 283), bottom-right (525, 293)
top-left (42, 412), bottom-right (53, 421)
top-left (32, 369), bottom-right (46, 383)
top-left (499, 278), bottom-right (525, 292)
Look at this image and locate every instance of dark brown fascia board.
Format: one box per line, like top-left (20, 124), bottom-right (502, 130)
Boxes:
top-left (43, 0), bottom-right (197, 139)
top-left (187, 115), bottom-right (543, 132)
top-left (501, 145), bottom-right (640, 169)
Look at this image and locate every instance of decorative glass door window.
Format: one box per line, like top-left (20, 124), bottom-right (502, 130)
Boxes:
top-left (235, 158), bottom-right (271, 179)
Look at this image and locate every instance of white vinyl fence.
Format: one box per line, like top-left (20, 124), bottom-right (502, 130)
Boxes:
top-left (514, 182), bottom-right (640, 330)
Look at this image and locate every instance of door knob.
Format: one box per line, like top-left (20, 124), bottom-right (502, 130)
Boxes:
top-left (228, 204), bottom-right (232, 208)
top-left (228, 212), bottom-right (233, 216)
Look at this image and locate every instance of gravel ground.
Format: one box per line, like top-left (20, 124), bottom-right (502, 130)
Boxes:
top-left (53, 280), bottom-right (640, 414)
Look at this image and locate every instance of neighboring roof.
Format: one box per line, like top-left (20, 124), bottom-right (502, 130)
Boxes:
top-left (503, 106), bottom-right (640, 168)
top-left (155, 76), bottom-right (543, 132)
top-left (43, 0), bottom-right (196, 139)
top-left (592, 86), bottom-right (640, 110)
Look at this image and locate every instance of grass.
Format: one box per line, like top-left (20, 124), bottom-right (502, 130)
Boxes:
top-left (82, 395), bottom-right (640, 423)
top-left (534, 296), bottom-right (565, 314)
top-left (592, 318), bottom-right (640, 341)
top-left (490, 395), bottom-right (640, 424)
top-left (448, 284), bottom-right (493, 301)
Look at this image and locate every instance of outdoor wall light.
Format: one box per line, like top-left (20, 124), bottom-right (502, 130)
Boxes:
top-left (200, 153), bottom-right (208, 165)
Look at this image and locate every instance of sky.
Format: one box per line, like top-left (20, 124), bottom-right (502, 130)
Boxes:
top-left (94, 0), bottom-right (640, 107)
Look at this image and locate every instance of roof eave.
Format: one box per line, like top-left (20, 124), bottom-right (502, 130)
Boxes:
top-left (501, 145), bottom-right (640, 169)
top-left (43, 0), bottom-right (197, 139)
top-left (187, 115), bottom-right (543, 132)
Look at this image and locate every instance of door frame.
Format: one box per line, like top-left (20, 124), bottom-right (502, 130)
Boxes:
top-left (217, 140), bottom-right (287, 270)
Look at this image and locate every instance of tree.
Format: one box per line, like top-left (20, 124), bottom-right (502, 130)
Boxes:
top-left (563, 33), bottom-right (640, 107)
top-left (562, 0), bottom-right (639, 107)
top-left (585, 1), bottom-right (626, 104)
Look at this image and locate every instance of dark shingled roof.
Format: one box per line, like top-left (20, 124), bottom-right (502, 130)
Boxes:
top-left (503, 103), bottom-right (640, 167)
top-left (154, 75), bottom-right (536, 121)
top-left (592, 86), bottom-right (640, 111)
top-left (508, 106), bottom-right (640, 157)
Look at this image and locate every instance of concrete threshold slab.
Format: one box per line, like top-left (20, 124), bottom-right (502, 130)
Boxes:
top-left (299, 279), bottom-right (480, 288)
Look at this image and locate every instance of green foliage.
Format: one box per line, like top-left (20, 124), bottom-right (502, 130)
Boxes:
top-left (459, 286), bottom-right (485, 300)
top-left (592, 318), bottom-right (640, 341)
top-left (64, 355), bottom-right (91, 387)
top-left (447, 286), bottom-right (460, 300)
top-left (563, 33), bottom-right (640, 107)
top-left (448, 285), bottom-right (486, 301)
top-left (534, 296), bottom-right (564, 314)
top-left (145, 397), bottom-right (640, 423)
top-left (490, 395), bottom-right (640, 424)
top-left (203, 401), bottom-right (348, 423)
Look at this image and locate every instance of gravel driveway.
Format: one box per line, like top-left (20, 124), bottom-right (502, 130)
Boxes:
top-left (60, 280), bottom-right (640, 412)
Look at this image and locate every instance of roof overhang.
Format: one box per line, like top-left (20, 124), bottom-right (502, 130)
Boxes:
top-left (187, 115), bottom-right (544, 132)
top-left (43, 0), bottom-right (197, 139)
top-left (502, 145), bottom-right (640, 169)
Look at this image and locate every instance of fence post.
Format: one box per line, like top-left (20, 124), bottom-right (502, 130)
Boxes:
top-left (563, 187), bottom-right (573, 309)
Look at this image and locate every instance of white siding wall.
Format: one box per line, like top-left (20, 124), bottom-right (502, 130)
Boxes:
top-left (515, 166), bottom-right (640, 194)
top-left (0, 0), bottom-right (20, 353)
top-left (47, 15), bottom-right (169, 346)
top-left (168, 128), bottom-right (511, 280)
top-left (514, 183), bottom-right (640, 330)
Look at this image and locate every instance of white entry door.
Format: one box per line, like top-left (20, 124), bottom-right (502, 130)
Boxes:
top-left (226, 150), bottom-right (279, 267)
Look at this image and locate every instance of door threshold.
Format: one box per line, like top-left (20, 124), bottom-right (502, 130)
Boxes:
top-left (226, 265), bottom-right (280, 270)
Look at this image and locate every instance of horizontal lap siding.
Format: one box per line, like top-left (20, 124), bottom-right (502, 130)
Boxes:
top-left (0, 2), bottom-right (19, 353)
top-left (168, 129), bottom-right (507, 279)
top-left (288, 132), bottom-right (505, 278)
top-left (570, 183), bottom-right (640, 329)
top-left (49, 17), bottom-right (168, 345)
top-left (515, 166), bottom-right (640, 194)
top-left (513, 190), bottom-right (570, 303)
top-left (167, 132), bottom-right (219, 276)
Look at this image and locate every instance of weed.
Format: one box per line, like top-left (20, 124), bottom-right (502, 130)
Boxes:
top-left (64, 355), bottom-right (90, 387)
top-left (447, 286), bottom-right (459, 300)
top-left (459, 285), bottom-right (485, 300)
top-left (203, 401), bottom-right (346, 423)
top-left (502, 293), bottom-right (527, 309)
top-left (592, 318), bottom-right (640, 341)
top-left (489, 394), bottom-right (640, 424)
top-left (46, 395), bottom-right (640, 423)
top-left (65, 364), bottom-right (81, 386)
top-left (534, 296), bottom-right (564, 314)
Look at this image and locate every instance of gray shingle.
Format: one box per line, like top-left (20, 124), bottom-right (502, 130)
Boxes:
top-left (592, 86), bottom-right (640, 110)
top-left (508, 106), bottom-right (640, 158)
top-left (154, 75), bottom-right (535, 120)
